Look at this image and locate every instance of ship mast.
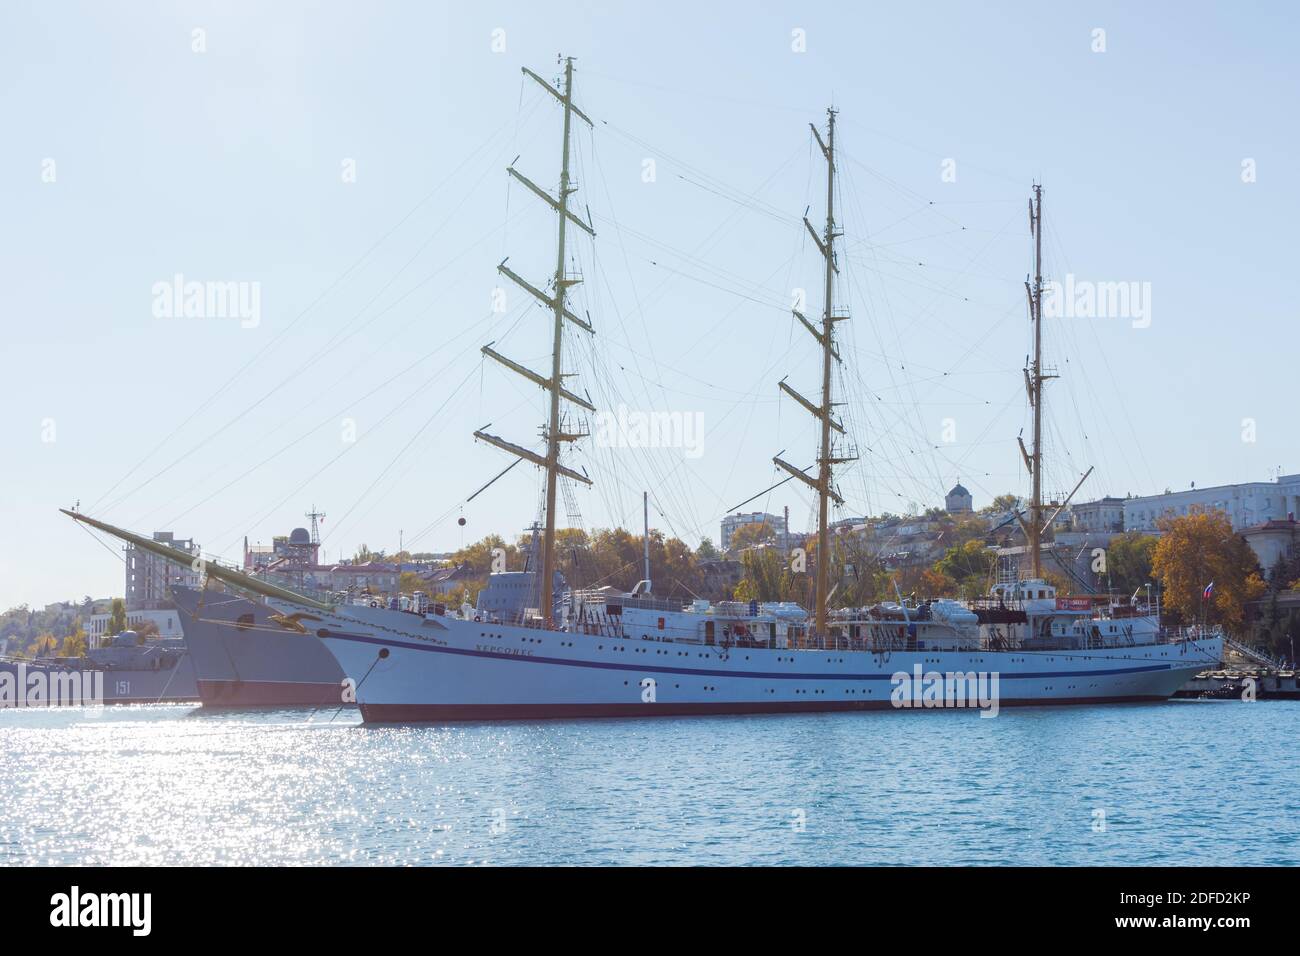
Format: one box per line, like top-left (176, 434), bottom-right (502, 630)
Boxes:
top-left (474, 57), bottom-right (596, 625)
top-left (773, 108), bottom-right (855, 638)
top-left (1017, 185), bottom-right (1091, 581)
top-left (1028, 185), bottom-right (1046, 578)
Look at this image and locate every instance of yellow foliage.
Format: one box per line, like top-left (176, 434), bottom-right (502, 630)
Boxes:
top-left (1151, 511), bottom-right (1262, 629)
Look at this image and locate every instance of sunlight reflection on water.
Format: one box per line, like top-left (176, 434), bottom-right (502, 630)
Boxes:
top-left (1, 700), bottom-right (1296, 865)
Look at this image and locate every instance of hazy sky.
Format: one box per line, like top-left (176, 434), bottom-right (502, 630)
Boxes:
top-left (3, 1), bottom-right (1297, 608)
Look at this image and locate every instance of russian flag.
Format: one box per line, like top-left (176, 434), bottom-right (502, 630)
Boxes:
top-left (1203, 581), bottom-right (1215, 600)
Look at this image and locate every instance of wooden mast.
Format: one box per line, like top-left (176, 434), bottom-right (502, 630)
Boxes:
top-left (1018, 185), bottom-right (1092, 581)
top-left (474, 57), bottom-right (595, 625)
top-left (773, 109), bottom-right (854, 639)
top-left (1017, 185), bottom-right (1057, 578)
top-left (1029, 184), bottom-right (1045, 578)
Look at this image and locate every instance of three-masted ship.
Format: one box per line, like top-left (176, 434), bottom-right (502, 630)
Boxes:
top-left (64, 59), bottom-right (1222, 719)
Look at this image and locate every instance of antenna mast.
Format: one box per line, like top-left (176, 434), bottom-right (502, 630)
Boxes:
top-left (305, 505), bottom-right (325, 545)
top-left (474, 57), bottom-right (596, 626)
top-left (773, 108), bottom-right (855, 639)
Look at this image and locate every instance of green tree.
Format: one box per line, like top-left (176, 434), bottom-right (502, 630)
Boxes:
top-left (983, 493), bottom-right (1020, 514)
top-left (1105, 532), bottom-right (1158, 596)
top-left (696, 537), bottom-right (720, 561)
top-left (353, 544), bottom-right (384, 564)
top-left (733, 547), bottom-right (804, 604)
top-left (105, 599), bottom-right (128, 641)
top-left (935, 540), bottom-right (996, 594)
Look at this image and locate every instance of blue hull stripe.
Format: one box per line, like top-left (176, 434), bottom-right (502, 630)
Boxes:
top-left (319, 630), bottom-right (1208, 681)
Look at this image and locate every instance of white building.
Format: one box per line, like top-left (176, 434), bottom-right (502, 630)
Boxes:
top-left (1241, 519), bottom-right (1298, 577)
top-left (1124, 475), bottom-right (1300, 533)
top-left (1072, 497), bottom-right (1125, 533)
top-left (85, 608), bottom-right (185, 645)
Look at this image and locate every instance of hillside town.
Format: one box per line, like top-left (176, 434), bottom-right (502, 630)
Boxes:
top-left (7, 473), bottom-right (1298, 667)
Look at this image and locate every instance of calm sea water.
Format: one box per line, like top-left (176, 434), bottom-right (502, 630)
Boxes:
top-left (1, 700), bottom-right (1296, 866)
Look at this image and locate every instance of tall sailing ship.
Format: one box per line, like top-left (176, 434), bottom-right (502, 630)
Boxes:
top-left (64, 58), bottom-right (1221, 719)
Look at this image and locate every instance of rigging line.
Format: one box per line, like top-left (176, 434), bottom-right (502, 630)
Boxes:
top-left (136, 303), bottom-right (536, 538)
top-left (88, 114), bottom-right (523, 515)
top-left (925, 386), bottom-right (1026, 502)
top-left (598, 120), bottom-right (805, 223)
top-left (843, 226), bottom-right (977, 251)
top-left (322, 368), bottom-right (480, 549)
top-left (160, 315), bottom-right (492, 533)
top-left (640, 258), bottom-right (788, 311)
top-left (331, 368), bottom-right (549, 550)
top-left (206, 336), bottom-right (488, 553)
top-left (220, 363), bottom-right (480, 559)
top-left (585, 212), bottom-right (805, 306)
top-left (836, 159), bottom-right (943, 504)
top-left (578, 335), bottom-right (800, 550)
top-left (129, 215), bottom-right (540, 530)
top-left (843, 250), bottom-right (1021, 287)
top-left (1047, 225), bottom-right (1153, 494)
top-left (328, 352), bottom-right (555, 547)
top-left (112, 117), bottom-right (553, 522)
top-left (402, 431), bottom-right (551, 554)
top-left (836, 117), bottom-right (1030, 189)
top-left (859, 194), bottom-right (1024, 383)
top-left (588, 142), bottom-right (702, 527)
top-left (581, 66), bottom-right (815, 115)
top-left (110, 193), bottom-right (540, 521)
top-left (596, 141), bottom-right (806, 347)
top-left (76, 521), bottom-right (127, 566)
top-left (669, 171), bottom-right (800, 226)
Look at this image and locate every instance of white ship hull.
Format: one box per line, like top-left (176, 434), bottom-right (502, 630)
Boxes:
top-left (309, 604), bottom-right (1223, 722)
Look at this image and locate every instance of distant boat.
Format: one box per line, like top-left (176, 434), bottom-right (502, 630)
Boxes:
top-left (0, 629), bottom-right (197, 705)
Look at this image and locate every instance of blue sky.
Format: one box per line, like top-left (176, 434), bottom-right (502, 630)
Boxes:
top-left (2, 1), bottom-right (1297, 608)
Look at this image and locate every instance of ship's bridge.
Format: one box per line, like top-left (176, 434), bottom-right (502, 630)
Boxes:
top-left (988, 578), bottom-right (1072, 615)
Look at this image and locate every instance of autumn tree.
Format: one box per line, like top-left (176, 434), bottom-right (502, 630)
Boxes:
top-left (728, 521), bottom-right (777, 553)
top-left (61, 621), bottom-right (87, 658)
top-left (917, 567), bottom-right (958, 597)
top-left (27, 633), bottom-right (59, 657)
top-left (1151, 511), bottom-right (1265, 630)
